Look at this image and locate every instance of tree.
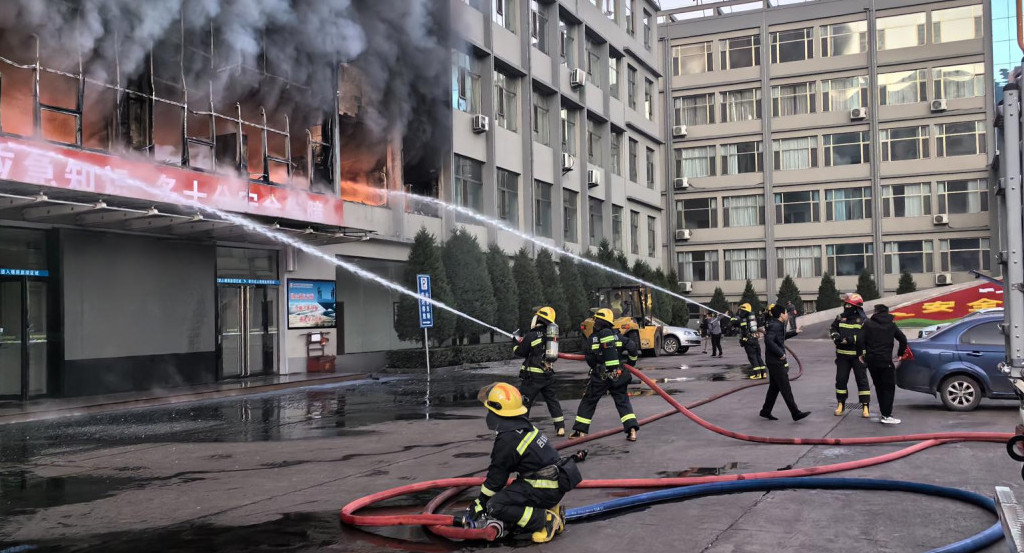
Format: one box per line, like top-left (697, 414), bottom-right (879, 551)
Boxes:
top-left (577, 251), bottom-right (607, 309)
top-left (558, 255), bottom-right (588, 333)
top-left (535, 249), bottom-right (568, 331)
top-left (394, 228), bottom-right (455, 345)
top-left (442, 229), bottom-right (496, 342)
top-left (897, 271), bottom-right (917, 295)
top-left (666, 269), bottom-right (690, 326)
top-left (708, 287), bottom-right (729, 314)
top-left (512, 248), bottom-right (545, 332)
top-left (776, 275), bottom-right (804, 314)
top-left (816, 272), bottom-right (842, 311)
top-left (651, 268), bottom-right (674, 324)
top-left (856, 268), bottom-right (880, 301)
top-left (485, 245), bottom-right (519, 335)
top-left (739, 279), bottom-right (762, 315)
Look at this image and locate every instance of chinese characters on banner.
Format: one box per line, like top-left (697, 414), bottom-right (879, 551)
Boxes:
top-left (890, 283), bottom-right (1004, 325)
top-left (287, 279), bottom-right (337, 329)
top-left (0, 136), bottom-right (344, 227)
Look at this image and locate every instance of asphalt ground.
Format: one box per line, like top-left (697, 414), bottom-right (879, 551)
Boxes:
top-left (0, 337), bottom-right (1021, 552)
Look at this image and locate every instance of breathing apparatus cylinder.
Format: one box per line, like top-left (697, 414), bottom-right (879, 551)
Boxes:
top-left (544, 323), bottom-right (559, 361)
top-left (747, 312), bottom-right (758, 334)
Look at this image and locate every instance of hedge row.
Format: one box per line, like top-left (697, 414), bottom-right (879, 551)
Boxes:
top-left (386, 337), bottom-right (584, 369)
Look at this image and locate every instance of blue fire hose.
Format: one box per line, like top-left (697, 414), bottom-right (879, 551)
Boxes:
top-left (566, 477), bottom-right (1002, 553)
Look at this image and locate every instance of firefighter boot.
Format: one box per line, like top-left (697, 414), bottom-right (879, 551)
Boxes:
top-left (627, 428), bottom-right (638, 442)
top-left (556, 427), bottom-right (566, 437)
top-left (862, 404), bottom-right (870, 418)
top-left (834, 403), bottom-right (845, 416)
top-left (569, 431), bottom-right (587, 439)
top-left (531, 509), bottom-right (564, 543)
top-left (554, 504), bottom-right (566, 536)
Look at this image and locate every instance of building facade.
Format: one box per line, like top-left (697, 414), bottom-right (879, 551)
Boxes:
top-left (661, 0), bottom-right (995, 312)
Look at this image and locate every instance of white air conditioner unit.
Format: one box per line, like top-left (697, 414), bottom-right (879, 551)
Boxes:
top-left (674, 229), bottom-right (692, 241)
top-left (678, 281), bottom-right (693, 293)
top-left (933, 214), bottom-right (950, 225)
top-left (672, 125), bottom-right (688, 138)
top-left (935, 273), bottom-right (953, 286)
top-left (673, 177), bottom-right (690, 191)
top-left (930, 99), bottom-right (948, 112)
top-left (570, 68), bottom-right (586, 88)
top-left (561, 153), bottom-right (576, 172)
top-left (587, 169), bottom-right (601, 188)
top-left (471, 114), bottom-right (490, 134)
top-left (850, 107), bottom-right (868, 120)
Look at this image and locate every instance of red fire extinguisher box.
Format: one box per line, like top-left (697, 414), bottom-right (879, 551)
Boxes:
top-left (305, 332), bottom-right (336, 373)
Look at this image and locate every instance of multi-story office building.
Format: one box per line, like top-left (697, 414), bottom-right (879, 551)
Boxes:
top-left (661, 0), bottom-right (994, 312)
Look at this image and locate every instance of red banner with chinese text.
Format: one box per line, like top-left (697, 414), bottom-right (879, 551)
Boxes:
top-left (890, 283), bottom-right (1004, 326)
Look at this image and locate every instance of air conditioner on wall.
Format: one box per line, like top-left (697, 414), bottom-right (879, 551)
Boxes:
top-left (933, 214), bottom-right (950, 225)
top-left (678, 281), bottom-right (693, 293)
top-left (674, 229), bottom-right (692, 241)
top-left (471, 114), bottom-right (490, 134)
top-left (850, 107), bottom-right (868, 120)
top-left (587, 169), bottom-right (601, 188)
top-left (935, 273), bottom-right (953, 286)
top-left (562, 153), bottom-right (576, 172)
top-left (673, 177), bottom-right (690, 191)
top-left (570, 68), bottom-right (586, 88)
top-left (930, 99), bottom-right (948, 112)
top-left (672, 125), bottom-right (688, 138)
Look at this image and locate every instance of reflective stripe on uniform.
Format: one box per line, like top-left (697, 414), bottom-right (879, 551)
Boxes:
top-left (836, 389), bottom-right (848, 394)
top-left (524, 367), bottom-right (546, 373)
top-left (575, 416), bottom-right (592, 424)
top-left (615, 341), bottom-right (623, 347)
top-left (591, 343), bottom-right (600, 350)
top-left (518, 506), bottom-right (535, 527)
top-left (531, 338), bottom-right (543, 347)
top-left (858, 391), bottom-right (871, 396)
top-left (480, 485), bottom-right (497, 497)
top-left (838, 323), bottom-right (862, 329)
top-left (837, 349), bottom-right (859, 356)
top-left (600, 335), bottom-right (616, 343)
top-left (605, 359), bottom-right (621, 367)
top-left (516, 427), bottom-right (539, 455)
top-left (620, 413), bottom-right (637, 423)
top-left (551, 416), bottom-right (564, 423)
top-left (525, 479), bottom-right (559, 489)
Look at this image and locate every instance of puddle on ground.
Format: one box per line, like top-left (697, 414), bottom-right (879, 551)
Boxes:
top-left (0, 470), bottom-right (147, 517)
top-left (656, 462), bottom-right (746, 478)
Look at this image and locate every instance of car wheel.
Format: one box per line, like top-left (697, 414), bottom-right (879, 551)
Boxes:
top-left (663, 335), bottom-right (680, 355)
top-left (939, 375), bottom-right (982, 411)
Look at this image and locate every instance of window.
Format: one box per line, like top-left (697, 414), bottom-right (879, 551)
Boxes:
top-left (721, 88), bottom-right (761, 122)
top-left (609, 56), bottom-right (619, 98)
top-left (884, 240), bottom-right (934, 274)
top-left (774, 190), bottom-right (820, 224)
top-left (589, 197), bottom-right (604, 247)
top-left (932, 5), bottom-right (983, 44)
top-left (880, 126), bottom-right (929, 162)
top-left (672, 42), bottom-right (713, 76)
top-left (612, 205), bottom-right (623, 251)
top-left (610, 132), bottom-right (622, 175)
top-left (822, 76), bottom-right (868, 111)
top-left (497, 169), bottom-right (520, 227)
top-left (936, 121), bottom-right (986, 157)
top-left (587, 119), bottom-right (602, 165)
top-left (644, 78), bottom-right (654, 120)
top-left (877, 12), bottom-right (926, 50)
top-left (586, 39), bottom-right (601, 82)
top-left (645, 147), bottom-right (655, 189)
top-left (627, 65), bottom-right (637, 109)
top-left (723, 195), bottom-right (765, 227)
top-left (721, 35), bottom-right (760, 70)
top-left (725, 248), bottom-right (767, 280)
top-left (777, 246), bottom-right (822, 278)
top-left (647, 216), bottom-right (657, 257)
top-left (532, 93), bottom-right (550, 145)
top-left (643, 10), bottom-right (652, 49)
top-left (494, 71), bottom-right (518, 131)
top-left (676, 197), bottom-right (718, 229)
top-left (933, 63), bottom-right (985, 100)
top-left (559, 18), bottom-right (575, 66)
top-left (770, 27), bottom-right (813, 63)
top-left (674, 93), bottom-right (715, 126)
top-left (878, 69), bottom-right (927, 106)
top-left (772, 82), bottom-right (816, 117)
top-left (453, 155), bottom-right (483, 210)
top-left (603, 0), bottom-right (616, 21)
top-left (628, 138), bottom-right (639, 182)
top-left (959, 322), bottom-right (1003, 346)
top-left (940, 238), bottom-right (990, 272)
top-left (494, 0), bottom-right (516, 33)
top-left (938, 179), bottom-right (988, 214)
top-left (679, 251), bottom-right (719, 281)
top-left (826, 243), bottom-right (874, 276)
top-left (530, 1), bottom-right (548, 53)
top-left (821, 21), bottom-right (867, 57)
top-left (624, 0), bottom-right (634, 36)
top-left (630, 210), bottom-right (640, 254)
top-left (882, 183), bottom-right (931, 217)
top-left (825, 187), bottom-right (871, 221)
top-left (564, 189), bottom-right (579, 243)
top-left (676, 146), bottom-right (716, 178)
top-left (721, 141), bottom-right (762, 175)
top-left (824, 131), bottom-right (870, 166)
top-left (773, 137), bottom-right (818, 170)
top-left (452, 50), bottom-right (481, 113)
top-left (534, 180), bottom-right (552, 237)
top-left (561, 108), bottom-right (577, 155)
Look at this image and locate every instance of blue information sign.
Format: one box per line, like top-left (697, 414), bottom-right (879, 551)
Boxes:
top-left (0, 268), bottom-right (49, 277)
top-left (417, 274), bottom-right (433, 329)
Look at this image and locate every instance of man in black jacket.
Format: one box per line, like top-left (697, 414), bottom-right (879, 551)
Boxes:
top-left (514, 306), bottom-right (564, 436)
top-left (759, 304), bottom-right (810, 422)
top-left (859, 304), bottom-right (909, 425)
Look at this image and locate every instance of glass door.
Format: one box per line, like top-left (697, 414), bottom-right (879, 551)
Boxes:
top-left (26, 281), bottom-right (47, 396)
top-left (0, 280), bottom-right (22, 398)
top-left (219, 286), bottom-right (243, 379)
top-left (246, 287), bottom-right (264, 377)
top-left (264, 287), bottom-right (279, 374)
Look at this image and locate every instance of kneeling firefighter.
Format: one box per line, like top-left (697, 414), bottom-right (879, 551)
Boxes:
top-left (513, 307), bottom-right (565, 436)
top-left (455, 383), bottom-right (585, 543)
top-left (830, 292), bottom-right (871, 417)
top-left (734, 303), bottom-right (766, 380)
top-left (570, 308), bottom-right (640, 441)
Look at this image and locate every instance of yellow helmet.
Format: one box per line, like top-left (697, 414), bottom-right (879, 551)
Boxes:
top-left (534, 306), bottom-right (556, 324)
top-left (478, 382), bottom-right (528, 417)
top-left (739, 303), bottom-right (752, 312)
top-left (767, 303), bottom-right (776, 313)
top-left (594, 308), bottom-right (615, 324)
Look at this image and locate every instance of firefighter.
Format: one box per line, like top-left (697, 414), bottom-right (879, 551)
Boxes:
top-left (734, 303), bottom-right (767, 380)
top-left (514, 306), bottom-right (565, 436)
top-left (830, 292), bottom-right (871, 417)
top-left (570, 308), bottom-right (640, 442)
top-left (454, 382), bottom-right (584, 543)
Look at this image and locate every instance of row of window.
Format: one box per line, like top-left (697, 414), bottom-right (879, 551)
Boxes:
top-left (673, 63), bottom-right (985, 127)
top-left (675, 179), bottom-right (988, 231)
top-left (671, 5), bottom-right (983, 76)
top-left (675, 121), bottom-right (986, 178)
top-left (525, 0), bottom-right (653, 54)
top-left (678, 237), bottom-right (991, 282)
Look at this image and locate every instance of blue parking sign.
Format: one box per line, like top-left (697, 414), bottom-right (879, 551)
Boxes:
top-left (417, 274), bottom-right (433, 328)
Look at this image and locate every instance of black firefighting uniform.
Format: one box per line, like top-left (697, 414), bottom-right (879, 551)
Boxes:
top-left (830, 308), bottom-right (870, 407)
top-left (734, 310), bottom-right (766, 376)
top-left (514, 327), bottom-right (564, 432)
top-left (473, 415), bottom-right (567, 533)
top-left (572, 324), bottom-right (640, 435)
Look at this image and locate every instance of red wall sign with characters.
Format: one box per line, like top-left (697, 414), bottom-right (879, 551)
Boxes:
top-left (890, 283), bottom-right (1004, 326)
